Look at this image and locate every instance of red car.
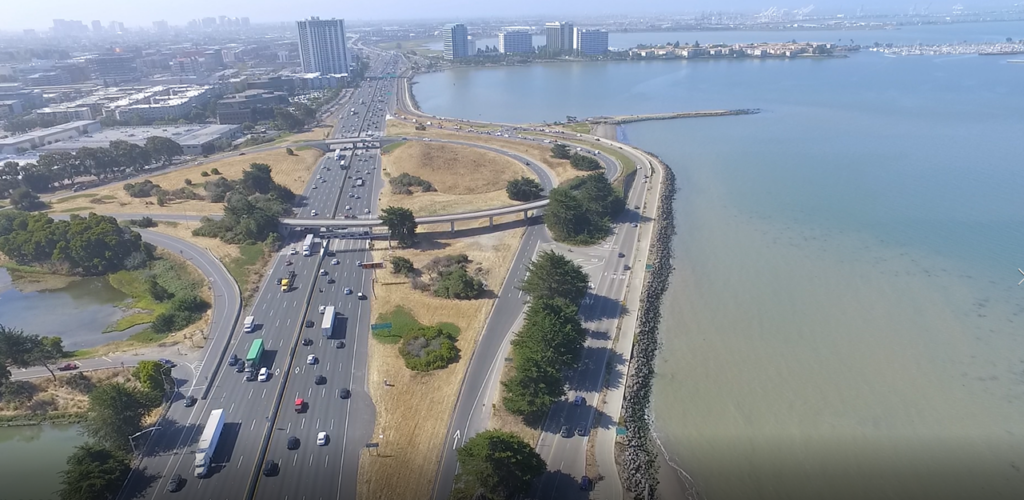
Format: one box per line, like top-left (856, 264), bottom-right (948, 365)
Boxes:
top-left (57, 362), bottom-right (79, 371)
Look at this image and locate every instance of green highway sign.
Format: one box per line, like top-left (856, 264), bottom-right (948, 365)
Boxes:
top-left (370, 323), bottom-right (392, 331)
top-left (616, 426), bottom-right (627, 436)
top-left (645, 264), bottom-right (654, 270)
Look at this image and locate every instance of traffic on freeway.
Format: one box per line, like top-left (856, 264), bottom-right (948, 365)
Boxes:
top-left (118, 50), bottom-right (403, 500)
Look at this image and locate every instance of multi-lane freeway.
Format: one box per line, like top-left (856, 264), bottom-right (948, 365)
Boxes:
top-left (119, 51), bottom-right (403, 500)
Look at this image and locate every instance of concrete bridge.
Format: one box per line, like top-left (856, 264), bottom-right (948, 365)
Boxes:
top-left (280, 198), bottom-right (549, 233)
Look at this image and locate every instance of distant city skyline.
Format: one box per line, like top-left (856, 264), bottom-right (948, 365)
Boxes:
top-left (6, 0), bottom-right (1016, 32)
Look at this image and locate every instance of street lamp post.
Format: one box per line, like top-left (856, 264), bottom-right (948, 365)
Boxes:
top-left (128, 426), bottom-right (162, 456)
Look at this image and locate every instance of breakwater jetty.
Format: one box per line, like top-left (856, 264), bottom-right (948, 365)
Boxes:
top-left (618, 153), bottom-right (678, 500)
top-left (589, 108), bottom-right (760, 125)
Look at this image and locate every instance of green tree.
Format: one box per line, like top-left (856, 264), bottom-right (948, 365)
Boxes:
top-left (568, 153), bottom-right (602, 171)
top-left (131, 360), bottom-right (172, 396)
top-left (505, 177), bottom-right (543, 202)
top-left (58, 442), bottom-right (131, 500)
top-left (434, 267), bottom-right (484, 300)
top-left (147, 278), bottom-right (172, 302)
top-left (274, 107), bottom-right (305, 132)
top-left (9, 187), bottom-right (42, 211)
top-left (544, 173), bottom-right (623, 244)
top-left (390, 255), bottom-right (415, 275)
top-left (0, 324), bottom-right (36, 369)
top-left (144, 136), bottom-right (183, 166)
top-left (518, 250), bottom-right (589, 304)
top-left (452, 430), bottom-right (547, 500)
top-left (550, 143), bottom-right (571, 160)
top-left (81, 382), bottom-right (159, 453)
top-left (380, 206), bottom-right (418, 247)
top-left (108, 139), bottom-right (152, 171)
top-left (29, 335), bottom-right (67, 382)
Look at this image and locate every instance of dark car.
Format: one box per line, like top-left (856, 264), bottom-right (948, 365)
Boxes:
top-left (287, 436), bottom-right (300, 450)
top-left (57, 362), bottom-right (79, 371)
top-left (166, 473), bottom-right (183, 492)
top-left (157, 358), bottom-right (176, 368)
top-left (315, 374), bottom-right (327, 385)
top-left (262, 460), bottom-right (277, 476)
top-left (228, 354), bottom-right (239, 366)
top-left (183, 395), bottom-right (197, 407)
top-left (275, 277), bottom-right (283, 285)
top-left (326, 250), bottom-right (336, 256)
top-left (326, 277), bottom-right (335, 284)
top-left (618, 252), bottom-right (625, 258)
top-left (236, 360), bottom-right (246, 373)
top-left (335, 340), bottom-right (344, 349)
top-left (580, 476), bottom-right (592, 491)
top-left (301, 337), bottom-right (314, 346)
top-left (623, 264), bottom-right (631, 271)
top-left (575, 423), bottom-right (587, 436)
top-left (305, 320), bottom-right (315, 328)
top-left (339, 388), bottom-right (351, 399)
top-left (560, 425), bottom-right (572, 438)
top-left (244, 370), bottom-right (257, 381)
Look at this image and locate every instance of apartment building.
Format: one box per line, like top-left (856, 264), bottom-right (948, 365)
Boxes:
top-left (545, 22), bottom-right (574, 52)
top-left (574, 28), bottom-right (609, 56)
top-left (442, 23), bottom-right (469, 60)
top-left (498, 31), bottom-right (533, 54)
top-left (296, 17), bottom-right (350, 74)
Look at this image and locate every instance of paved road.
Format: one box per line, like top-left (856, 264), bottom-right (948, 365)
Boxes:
top-left (118, 52), bottom-right (399, 500)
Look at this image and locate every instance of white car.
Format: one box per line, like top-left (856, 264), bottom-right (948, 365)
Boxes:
top-left (318, 304), bottom-right (326, 314)
top-left (364, 209), bottom-right (370, 214)
top-left (312, 184), bottom-right (317, 189)
top-left (331, 258), bottom-right (340, 265)
top-left (316, 431), bottom-right (328, 446)
top-left (289, 248), bottom-right (297, 255)
top-left (310, 210), bottom-right (318, 216)
top-left (345, 205), bottom-right (352, 210)
top-left (258, 367), bottom-right (269, 382)
top-left (307, 354), bottom-right (317, 365)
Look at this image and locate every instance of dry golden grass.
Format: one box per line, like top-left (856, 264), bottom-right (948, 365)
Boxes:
top-left (49, 148), bottom-right (321, 216)
top-left (0, 367), bottom-right (133, 416)
top-left (386, 119), bottom-right (584, 185)
top-left (357, 228), bottom-right (525, 500)
top-left (379, 141), bottom-right (533, 216)
top-left (280, 127), bottom-right (331, 144)
top-left (147, 222), bottom-right (241, 264)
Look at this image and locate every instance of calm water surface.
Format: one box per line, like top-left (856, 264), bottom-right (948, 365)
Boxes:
top-left (0, 424), bottom-right (87, 500)
top-left (0, 268), bottom-right (132, 350)
top-left (414, 33), bottom-right (1024, 500)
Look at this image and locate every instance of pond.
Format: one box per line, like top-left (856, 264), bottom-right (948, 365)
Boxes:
top-left (0, 424), bottom-right (89, 500)
top-left (0, 268), bottom-right (143, 351)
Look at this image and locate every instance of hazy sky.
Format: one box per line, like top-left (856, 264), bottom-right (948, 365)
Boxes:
top-left (4, 0), bottom-right (979, 31)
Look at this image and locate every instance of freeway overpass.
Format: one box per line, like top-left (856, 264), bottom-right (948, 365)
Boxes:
top-left (280, 198), bottom-right (549, 232)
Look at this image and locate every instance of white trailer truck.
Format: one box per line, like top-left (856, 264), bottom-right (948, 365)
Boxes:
top-left (194, 409), bottom-right (225, 477)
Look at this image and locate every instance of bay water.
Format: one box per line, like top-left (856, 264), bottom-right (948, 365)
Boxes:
top-left (413, 22), bottom-right (1024, 500)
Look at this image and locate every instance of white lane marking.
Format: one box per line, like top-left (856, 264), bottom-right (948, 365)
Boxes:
top-left (229, 403), bottom-right (234, 413)
top-left (301, 418), bottom-right (305, 429)
top-left (237, 456), bottom-right (244, 468)
top-left (287, 422), bottom-right (291, 433)
top-left (261, 388), bottom-right (267, 398)
top-left (251, 419), bottom-right (256, 430)
top-left (293, 455), bottom-right (297, 466)
top-left (248, 389), bottom-right (254, 399)
top-left (326, 455), bottom-right (330, 468)
top-left (310, 453), bottom-right (314, 466)
top-left (331, 419), bottom-right (335, 430)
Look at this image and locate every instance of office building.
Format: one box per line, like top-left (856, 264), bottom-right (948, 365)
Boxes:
top-left (467, 37), bottom-right (477, 56)
top-left (296, 17), bottom-right (350, 75)
top-left (170, 57), bottom-right (204, 77)
top-left (293, 73), bottom-right (347, 91)
top-left (0, 100), bottom-right (24, 118)
top-left (108, 21), bottom-right (125, 34)
top-left (52, 19), bottom-right (89, 36)
top-left (246, 76), bottom-right (296, 94)
top-left (442, 23), bottom-right (469, 60)
top-left (574, 28), bottom-right (609, 56)
top-left (90, 54), bottom-right (140, 82)
top-left (91, 21), bottom-right (103, 33)
top-left (216, 89), bottom-right (288, 124)
top-left (0, 84), bottom-right (44, 109)
top-left (0, 120), bottom-right (100, 155)
top-left (498, 31), bottom-right (533, 54)
top-left (25, 72), bottom-right (71, 87)
top-left (545, 22), bottom-right (574, 52)
top-left (32, 124), bottom-right (241, 156)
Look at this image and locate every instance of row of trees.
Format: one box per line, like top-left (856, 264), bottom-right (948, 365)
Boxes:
top-left (0, 136), bottom-right (183, 199)
top-left (0, 211), bottom-right (152, 276)
top-left (192, 163), bottom-right (296, 244)
top-left (551, 142), bottom-right (603, 171)
top-left (502, 251), bottom-right (590, 420)
top-left (545, 172), bottom-right (625, 245)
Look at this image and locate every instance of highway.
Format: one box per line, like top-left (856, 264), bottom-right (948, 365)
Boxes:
top-left (118, 51), bottom-right (399, 500)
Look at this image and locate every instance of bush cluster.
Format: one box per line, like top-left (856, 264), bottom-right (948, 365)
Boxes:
top-left (569, 153), bottom-right (602, 171)
top-left (505, 176), bottom-right (543, 202)
top-left (389, 172), bottom-right (436, 195)
top-left (545, 172), bottom-right (625, 245)
top-left (418, 253), bottom-right (485, 300)
top-left (398, 325), bottom-right (459, 371)
top-left (192, 163), bottom-right (295, 244)
top-left (150, 291), bottom-right (209, 334)
top-left (123, 180), bottom-right (161, 198)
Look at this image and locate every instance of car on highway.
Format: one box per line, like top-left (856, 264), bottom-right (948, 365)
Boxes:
top-left (320, 268), bottom-right (328, 276)
top-left (356, 260), bottom-right (362, 267)
top-left (344, 287), bottom-right (352, 295)
top-left (183, 395), bottom-right (197, 407)
top-left (576, 423), bottom-right (587, 436)
top-left (345, 205), bottom-right (351, 210)
top-left (307, 354), bottom-right (317, 365)
top-left (258, 367), bottom-right (269, 382)
top-left (57, 362), bottom-right (79, 371)
top-left (364, 208), bottom-right (371, 214)
top-left (228, 354), bottom-right (239, 366)
top-left (305, 320), bottom-right (315, 328)
top-left (317, 431), bottom-right (329, 446)
top-left (560, 425), bottom-right (572, 438)
top-left (302, 337), bottom-right (314, 346)
top-left (618, 252), bottom-right (626, 258)
top-left (262, 460), bottom-right (277, 476)
top-left (348, 193), bottom-right (354, 197)
top-left (318, 304), bottom-right (327, 313)
top-left (310, 209), bottom-right (318, 216)
top-left (287, 436), bottom-right (300, 450)
top-left (327, 276), bottom-right (335, 284)
top-left (331, 258), bottom-right (340, 265)
top-left (357, 292), bottom-right (366, 299)
top-left (580, 476), bottom-right (592, 491)
top-left (336, 340), bottom-right (344, 349)
top-left (631, 222), bottom-right (639, 227)
top-left (315, 374), bottom-right (326, 385)
top-left (312, 184), bottom-right (317, 189)
top-left (573, 395), bottom-right (585, 406)
top-left (166, 473), bottom-right (183, 492)
top-left (236, 360), bottom-right (246, 373)
top-left (339, 388), bottom-right (351, 399)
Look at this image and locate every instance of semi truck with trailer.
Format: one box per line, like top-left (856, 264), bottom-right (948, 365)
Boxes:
top-left (302, 234), bottom-right (314, 256)
top-left (194, 409), bottom-right (225, 477)
top-left (281, 270), bottom-right (296, 292)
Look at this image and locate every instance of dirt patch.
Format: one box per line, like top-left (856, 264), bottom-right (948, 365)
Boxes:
top-left (356, 228), bottom-right (525, 500)
top-left (386, 119), bottom-right (583, 185)
top-left (378, 141), bottom-right (532, 216)
top-left (0, 367), bottom-right (134, 423)
top-left (49, 148), bottom-right (321, 216)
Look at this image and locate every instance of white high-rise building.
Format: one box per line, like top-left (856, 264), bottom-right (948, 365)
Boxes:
top-left (545, 21), bottom-right (574, 52)
top-left (442, 23), bottom-right (469, 60)
top-left (296, 17), bottom-right (350, 74)
top-left (498, 30), bottom-right (533, 54)
top-left (573, 28), bottom-right (609, 56)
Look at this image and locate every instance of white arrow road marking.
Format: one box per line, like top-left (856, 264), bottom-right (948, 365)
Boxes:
top-left (453, 430), bottom-right (461, 449)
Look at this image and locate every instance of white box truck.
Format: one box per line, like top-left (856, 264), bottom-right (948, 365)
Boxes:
top-left (322, 306), bottom-right (335, 338)
top-left (243, 316), bottom-right (255, 333)
top-left (194, 409), bottom-right (225, 477)
top-left (302, 234), bottom-right (314, 256)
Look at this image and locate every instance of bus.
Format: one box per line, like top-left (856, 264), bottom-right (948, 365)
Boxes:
top-left (246, 339), bottom-right (264, 365)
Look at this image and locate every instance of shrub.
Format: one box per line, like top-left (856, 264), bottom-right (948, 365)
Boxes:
top-left (209, 167), bottom-right (221, 175)
top-left (569, 153), bottom-right (602, 171)
top-left (389, 172), bottom-right (435, 193)
top-left (390, 256), bottom-right (415, 275)
top-left (183, 178), bottom-right (192, 186)
top-left (433, 267), bottom-right (484, 300)
top-left (414, 124), bottom-right (426, 131)
top-left (200, 171), bottom-right (210, 177)
top-left (398, 325), bottom-right (459, 372)
top-left (123, 180), bottom-right (162, 198)
top-left (285, 147), bottom-right (295, 156)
